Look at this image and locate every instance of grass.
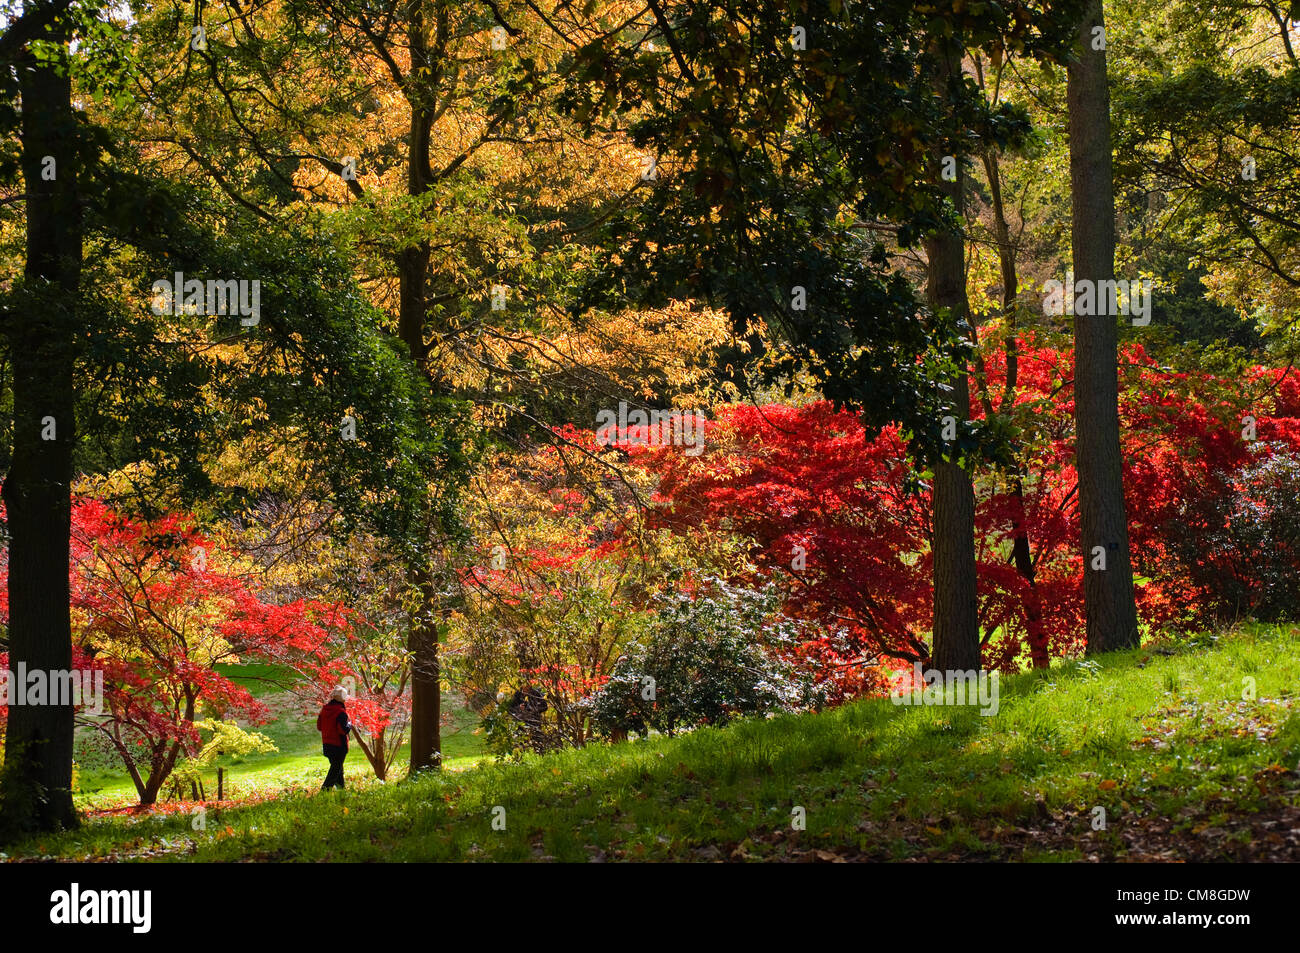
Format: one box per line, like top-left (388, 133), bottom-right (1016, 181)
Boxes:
top-left (7, 622), bottom-right (1300, 862)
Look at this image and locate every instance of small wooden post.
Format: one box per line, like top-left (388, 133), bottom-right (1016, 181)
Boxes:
top-left (217, 767), bottom-right (224, 801)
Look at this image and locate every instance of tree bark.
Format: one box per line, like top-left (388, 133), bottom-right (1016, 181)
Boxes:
top-left (399, 3), bottom-right (444, 772)
top-left (926, 51), bottom-right (981, 674)
top-left (0, 16), bottom-right (81, 835)
top-left (398, 238), bottom-right (441, 774)
top-left (407, 568), bottom-right (443, 773)
top-left (1067, 0), bottom-right (1140, 653)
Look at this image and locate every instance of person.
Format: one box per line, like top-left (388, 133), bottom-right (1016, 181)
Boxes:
top-left (317, 686), bottom-right (354, 790)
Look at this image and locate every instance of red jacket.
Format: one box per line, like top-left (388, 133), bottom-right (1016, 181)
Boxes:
top-left (317, 700), bottom-right (352, 747)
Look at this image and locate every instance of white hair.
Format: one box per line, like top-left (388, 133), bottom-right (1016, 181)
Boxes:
top-left (329, 686), bottom-right (348, 702)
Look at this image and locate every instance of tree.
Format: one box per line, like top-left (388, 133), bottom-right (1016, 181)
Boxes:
top-left (452, 425), bottom-right (715, 751)
top-left (638, 339), bottom-right (1300, 674)
top-left (962, 45), bottom-right (1061, 669)
top-left (0, 0), bottom-right (82, 833)
top-left (1110, 0), bottom-right (1300, 350)
top-left (0, 0), bottom-right (454, 831)
top-left (926, 40), bottom-right (980, 672)
top-left (118, 0), bottom-right (643, 774)
top-left (0, 499), bottom-right (351, 806)
top-left (1067, 0), bottom-right (1140, 652)
top-left (563, 1), bottom-right (1090, 678)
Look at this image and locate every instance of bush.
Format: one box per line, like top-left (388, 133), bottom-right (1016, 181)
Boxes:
top-left (1171, 447), bottom-right (1300, 622)
top-left (583, 580), bottom-right (827, 739)
top-left (482, 687), bottom-right (567, 760)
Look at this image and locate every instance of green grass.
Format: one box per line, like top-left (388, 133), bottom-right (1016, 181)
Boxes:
top-left (9, 622), bottom-right (1300, 862)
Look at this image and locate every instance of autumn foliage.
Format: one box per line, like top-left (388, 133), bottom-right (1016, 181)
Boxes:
top-left (631, 337), bottom-right (1300, 680)
top-left (1, 501), bottom-right (354, 805)
top-left (8, 337), bottom-right (1298, 787)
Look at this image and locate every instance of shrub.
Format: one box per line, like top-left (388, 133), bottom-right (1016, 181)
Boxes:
top-left (1170, 447), bottom-right (1300, 622)
top-left (584, 580), bottom-right (827, 739)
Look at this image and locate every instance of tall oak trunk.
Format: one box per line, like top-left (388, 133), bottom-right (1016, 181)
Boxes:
top-left (1066, 0), bottom-right (1140, 653)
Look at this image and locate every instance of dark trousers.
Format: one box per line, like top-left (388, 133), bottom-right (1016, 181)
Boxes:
top-left (322, 744), bottom-right (347, 789)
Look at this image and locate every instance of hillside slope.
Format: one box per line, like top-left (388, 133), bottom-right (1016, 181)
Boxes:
top-left (8, 623), bottom-right (1300, 862)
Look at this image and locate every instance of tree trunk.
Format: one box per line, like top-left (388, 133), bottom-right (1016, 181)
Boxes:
top-left (0, 25), bottom-right (81, 835)
top-left (1067, 0), bottom-right (1140, 653)
top-left (1010, 486), bottom-right (1050, 667)
top-left (140, 773), bottom-right (164, 808)
top-left (371, 727), bottom-right (387, 781)
top-left (398, 236), bottom-right (442, 775)
top-left (926, 51), bottom-right (981, 674)
top-left (399, 3), bottom-right (445, 771)
top-left (406, 563), bottom-right (443, 773)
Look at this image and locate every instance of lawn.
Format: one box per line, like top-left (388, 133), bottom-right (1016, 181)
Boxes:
top-left (9, 622), bottom-right (1299, 862)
